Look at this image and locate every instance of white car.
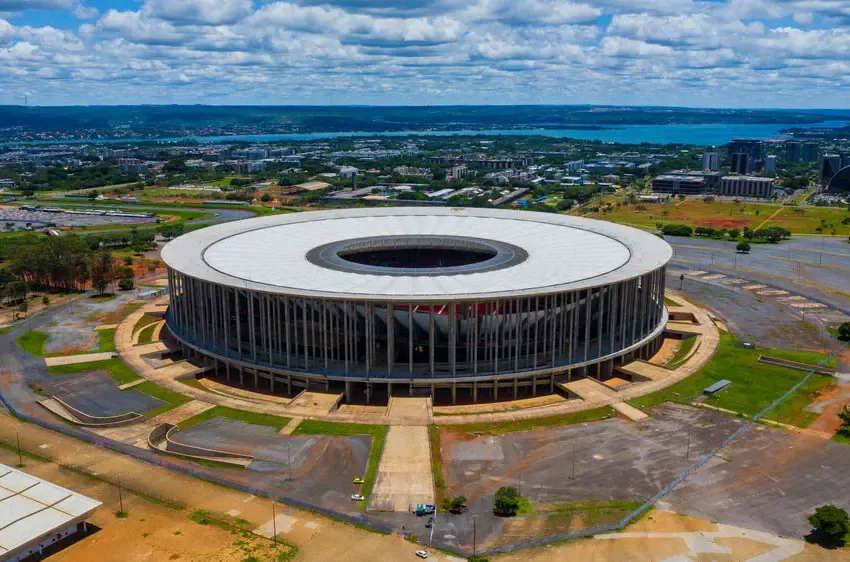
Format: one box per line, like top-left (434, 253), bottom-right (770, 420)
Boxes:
top-left (351, 494), bottom-right (365, 501)
top-left (415, 550), bottom-right (428, 559)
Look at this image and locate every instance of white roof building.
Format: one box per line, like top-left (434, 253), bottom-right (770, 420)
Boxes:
top-left (0, 464), bottom-right (101, 561)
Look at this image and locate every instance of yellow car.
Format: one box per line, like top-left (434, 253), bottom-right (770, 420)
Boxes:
top-left (353, 477), bottom-right (364, 484)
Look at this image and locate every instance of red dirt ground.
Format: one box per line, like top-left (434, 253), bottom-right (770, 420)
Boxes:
top-left (695, 218), bottom-right (752, 228)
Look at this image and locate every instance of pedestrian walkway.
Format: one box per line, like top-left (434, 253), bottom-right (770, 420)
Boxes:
top-left (368, 425), bottom-right (434, 512)
top-left (44, 351), bottom-right (115, 367)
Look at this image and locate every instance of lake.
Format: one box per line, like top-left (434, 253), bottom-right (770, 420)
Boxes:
top-left (5, 120), bottom-right (848, 147)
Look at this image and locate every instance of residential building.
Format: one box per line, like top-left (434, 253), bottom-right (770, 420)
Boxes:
top-left (785, 141), bottom-right (801, 162)
top-left (447, 165), bottom-right (469, 180)
top-left (765, 155), bottom-right (777, 174)
top-left (719, 176), bottom-right (776, 198)
top-left (117, 158), bottom-right (143, 173)
top-left (702, 151), bottom-right (720, 171)
top-left (730, 153), bottom-right (749, 174)
top-left (802, 142), bottom-right (820, 162)
top-left (727, 139), bottom-right (762, 172)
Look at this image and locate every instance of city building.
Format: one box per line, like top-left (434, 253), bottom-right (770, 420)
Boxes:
top-left (765, 155), bottom-right (777, 174)
top-left (719, 176), bottom-right (776, 198)
top-left (802, 142), bottom-right (820, 162)
top-left (730, 153), bottom-right (749, 174)
top-left (117, 158), bottom-right (144, 173)
top-left (0, 464), bottom-right (101, 561)
top-left (162, 208), bottom-right (670, 404)
top-left (821, 154), bottom-right (842, 184)
top-left (727, 139), bottom-right (762, 170)
top-left (785, 141), bottom-right (801, 162)
top-left (447, 165), bottom-right (468, 180)
top-left (652, 174), bottom-right (708, 194)
top-left (827, 166), bottom-right (850, 193)
top-left (702, 151), bottom-right (720, 171)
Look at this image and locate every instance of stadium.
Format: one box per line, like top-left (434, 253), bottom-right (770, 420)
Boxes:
top-left (161, 207), bottom-right (672, 404)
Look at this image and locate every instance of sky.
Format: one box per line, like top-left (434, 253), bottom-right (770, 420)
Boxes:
top-left (0, 0), bottom-right (848, 108)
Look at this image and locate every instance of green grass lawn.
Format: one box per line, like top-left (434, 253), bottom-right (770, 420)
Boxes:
top-left (666, 335), bottom-right (696, 369)
top-left (429, 425), bottom-right (446, 508)
top-left (46, 358), bottom-right (141, 385)
top-left (629, 331), bottom-right (834, 427)
top-left (137, 323), bottom-right (157, 344)
top-left (441, 406), bottom-right (614, 436)
top-left (132, 381), bottom-right (191, 418)
top-left (15, 330), bottom-right (48, 356)
top-left (89, 294), bottom-right (118, 303)
top-left (0, 326), bottom-right (11, 337)
top-left (133, 313), bottom-right (162, 334)
top-left (664, 297), bottom-right (679, 306)
top-left (291, 420), bottom-right (388, 510)
top-left (97, 328), bottom-right (116, 353)
top-left (177, 406), bottom-right (291, 431)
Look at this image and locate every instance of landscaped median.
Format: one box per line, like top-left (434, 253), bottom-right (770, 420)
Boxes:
top-left (291, 420), bottom-right (388, 511)
top-left (628, 330), bottom-right (836, 427)
top-left (16, 326), bottom-right (116, 357)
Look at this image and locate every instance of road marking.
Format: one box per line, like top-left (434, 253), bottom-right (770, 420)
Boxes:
top-left (742, 284), bottom-right (767, 290)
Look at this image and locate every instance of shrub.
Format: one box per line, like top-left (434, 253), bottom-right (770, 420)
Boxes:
top-left (260, 193), bottom-right (272, 202)
top-left (736, 241), bottom-right (751, 254)
top-left (123, 256), bottom-right (134, 265)
top-left (441, 495), bottom-right (468, 514)
top-left (494, 486), bottom-right (521, 517)
top-left (661, 224), bottom-right (693, 237)
top-left (838, 322), bottom-right (850, 342)
top-left (118, 278), bottom-right (134, 291)
top-left (41, 295), bottom-right (49, 305)
top-left (808, 505), bottom-right (850, 547)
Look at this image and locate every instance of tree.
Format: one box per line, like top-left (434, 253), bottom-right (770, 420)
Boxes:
top-left (727, 228), bottom-right (740, 239)
top-left (118, 278), bottom-right (134, 291)
top-left (441, 495), bottom-right (468, 514)
top-left (91, 250), bottom-right (114, 296)
top-left (838, 405), bottom-right (850, 430)
top-left (123, 256), bottom-right (134, 266)
top-left (493, 486), bottom-right (521, 517)
top-left (4, 279), bottom-right (28, 305)
top-left (260, 192), bottom-right (272, 203)
top-left (736, 241), bottom-right (751, 254)
top-left (837, 322), bottom-right (850, 342)
top-left (808, 505), bottom-right (850, 547)
top-left (662, 224), bottom-right (693, 237)
top-left (41, 295), bottom-right (49, 306)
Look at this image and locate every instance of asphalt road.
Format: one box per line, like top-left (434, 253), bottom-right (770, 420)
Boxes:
top-left (664, 235), bottom-right (850, 299)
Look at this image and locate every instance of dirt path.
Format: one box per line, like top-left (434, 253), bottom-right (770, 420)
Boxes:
top-left (754, 205), bottom-right (785, 231)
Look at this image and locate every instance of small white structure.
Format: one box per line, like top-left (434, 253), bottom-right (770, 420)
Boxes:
top-left (0, 464), bottom-right (101, 561)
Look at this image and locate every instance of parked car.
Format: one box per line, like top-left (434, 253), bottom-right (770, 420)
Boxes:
top-left (353, 477), bottom-right (364, 484)
top-left (351, 494), bottom-right (365, 501)
top-left (415, 550), bottom-right (428, 559)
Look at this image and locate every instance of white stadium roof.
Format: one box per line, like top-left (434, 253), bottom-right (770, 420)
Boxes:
top-left (162, 207), bottom-right (672, 301)
top-left (0, 464), bottom-right (101, 559)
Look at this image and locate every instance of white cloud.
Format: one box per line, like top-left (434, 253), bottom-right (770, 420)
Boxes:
top-left (0, 0), bottom-right (849, 106)
top-left (142, 0), bottom-right (254, 25)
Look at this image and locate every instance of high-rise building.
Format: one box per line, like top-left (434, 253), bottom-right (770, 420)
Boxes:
top-left (765, 155), bottom-right (777, 174)
top-left (820, 154), bottom-right (842, 184)
top-left (785, 141), bottom-right (801, 162)
top-left (730, 153), bottom-right (749, 174)
top-left (727, 139), bottom-right (762, 171)
top-left (702, 151), bottom-right (720, 171)
top-left (801, 142), bottom-right (819, 162)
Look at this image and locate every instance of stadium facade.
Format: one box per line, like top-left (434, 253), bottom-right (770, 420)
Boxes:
top-left (162, 208), bottom-right (672, 404)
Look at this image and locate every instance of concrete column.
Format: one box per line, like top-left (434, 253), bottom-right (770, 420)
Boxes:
top-left (513, 378), bottom-right (518, 399)
top-left (345, 381), bottom-right (352, 402)
top-left (452, 383), bottom-right (456, 405)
